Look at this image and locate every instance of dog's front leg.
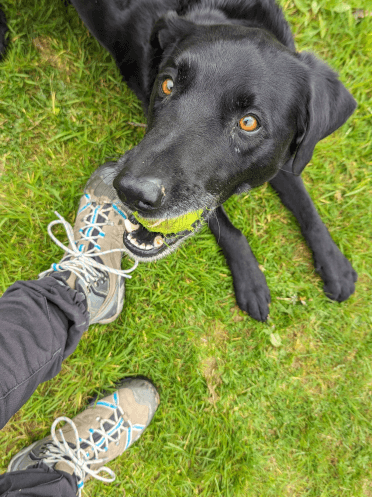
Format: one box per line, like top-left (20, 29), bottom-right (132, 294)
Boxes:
top-left (270, 169), bottom-right (357, 301)
top-left (209, 206), bottom-right (271, 321)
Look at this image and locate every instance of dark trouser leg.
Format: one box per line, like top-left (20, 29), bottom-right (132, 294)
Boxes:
top-left (0, 462), bottom-right (78, 497)
top-left (0, 277), bottom-right (89, 430)
top-left (0, 277), bottom-right (89, 494)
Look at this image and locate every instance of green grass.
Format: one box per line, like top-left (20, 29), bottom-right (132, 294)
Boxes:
top-left (0, 0), bottom-right (371, 495)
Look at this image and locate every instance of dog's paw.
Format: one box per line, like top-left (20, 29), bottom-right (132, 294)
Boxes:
top-left (314, 247), bottom-right (357, 302)
top-left (234, 272), bottom-right (271, 322)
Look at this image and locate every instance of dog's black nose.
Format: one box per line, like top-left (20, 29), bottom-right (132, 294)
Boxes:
top-left (113, 175), bottom-right (164, 211)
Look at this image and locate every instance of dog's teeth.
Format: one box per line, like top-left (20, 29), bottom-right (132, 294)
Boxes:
top-left (154, 235), bottom-right (164, 248)
top-left (130, 237), bottom-right (140, 247)
top-left (127, 231), bottom-right (163, 250)
top-left (124, 219), bottom-right (140, 232)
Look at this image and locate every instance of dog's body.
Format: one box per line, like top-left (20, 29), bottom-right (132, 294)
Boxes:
top-left (0, 0), bottom-right (357, 321)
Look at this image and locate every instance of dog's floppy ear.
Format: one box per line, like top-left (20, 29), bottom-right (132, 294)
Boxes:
top-left (291, 52), bottom-right (357, 175)
top-left (150, 11), bottom-right (196, 51)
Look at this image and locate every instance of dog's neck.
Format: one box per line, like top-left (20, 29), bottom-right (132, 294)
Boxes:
top-left (176, 0), bottom-right (295, 51)
top-left (182, 7), bottom-right (231, 26)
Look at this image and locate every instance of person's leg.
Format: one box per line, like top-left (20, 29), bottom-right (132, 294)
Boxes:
top-left (0, 461), bottom-right (79, 497)
top-left (0, 277), bottom-right (89, 431)
top-left (1, 378), bottom-right (160, 496)
top-left (0, 162), bottom-right (135, 430)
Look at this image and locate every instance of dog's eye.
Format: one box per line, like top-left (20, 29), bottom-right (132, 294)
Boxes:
top-left (161, 78), bottom-right (174, 96)
top-left (239, 115), bottom-right (259, 132)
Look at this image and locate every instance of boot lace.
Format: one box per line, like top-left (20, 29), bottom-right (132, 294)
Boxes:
top-left (41, 393), bottom-right (144, 496)
top-left (39, 209), bottom-right (137, 283)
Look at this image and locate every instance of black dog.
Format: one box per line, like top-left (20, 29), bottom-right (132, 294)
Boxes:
top-left (0, 0), bottom-right (357, 321)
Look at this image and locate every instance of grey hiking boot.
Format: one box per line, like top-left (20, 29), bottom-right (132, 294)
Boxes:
top-left (39, 162), bottom-right (137, 324)
top-left (7, 378), bottom-right (160, 496)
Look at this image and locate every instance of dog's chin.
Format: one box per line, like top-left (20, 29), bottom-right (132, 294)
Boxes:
top-left (122, 211), bottom-right (212, 262)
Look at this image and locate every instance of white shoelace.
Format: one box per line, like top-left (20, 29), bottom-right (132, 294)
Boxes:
top-left (39, 210), bottom-right (138, 283)
top-left (44, 409), bottom-right (129, 496)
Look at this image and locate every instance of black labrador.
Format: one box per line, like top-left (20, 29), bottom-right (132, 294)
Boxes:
top-left (0, 0), bottom-right (357, 321)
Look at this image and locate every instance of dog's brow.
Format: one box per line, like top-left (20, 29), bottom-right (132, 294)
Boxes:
top-left (160, 57), bottom-right (178, 73)
top-left (234, 94), bottom-right (256, 110)
top-left (177, 61), bottom-right (188, 77)
top-left (176, 60), bottom-right (195, 83)
top-left (221, 93), bottom-right (256, 114)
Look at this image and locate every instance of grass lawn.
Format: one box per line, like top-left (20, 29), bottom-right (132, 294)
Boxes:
top-left (0, 0), bottom-right (371, 495)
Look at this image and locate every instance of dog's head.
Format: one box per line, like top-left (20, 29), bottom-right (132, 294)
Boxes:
top-left (113, 13), bottom-right (356, 261)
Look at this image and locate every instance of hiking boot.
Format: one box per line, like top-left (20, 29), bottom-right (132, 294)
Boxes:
top-left (7, 378), bottom-right (160, 496)
top-left (39, 162), bottom-right (137, 324)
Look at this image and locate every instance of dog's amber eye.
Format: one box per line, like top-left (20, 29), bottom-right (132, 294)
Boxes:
top-left (239, 115), bottom-right (259, 132)
top-left (162, 78), bottom-right (174, 95)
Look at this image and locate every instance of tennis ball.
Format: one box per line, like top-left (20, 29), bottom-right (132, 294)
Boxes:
top-left (133, 209), bottom-right (204, 235)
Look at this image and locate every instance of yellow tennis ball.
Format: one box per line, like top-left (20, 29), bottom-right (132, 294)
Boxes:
top-left (133, 209), bottom-right (204, 235)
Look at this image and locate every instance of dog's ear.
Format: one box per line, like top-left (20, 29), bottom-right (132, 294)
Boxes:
top-left (150, 11), bottom-right (196, 51)
top-left (291, 52), bottom-right (357, 175)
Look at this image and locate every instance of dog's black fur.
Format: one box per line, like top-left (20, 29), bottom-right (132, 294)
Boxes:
top-left (0, 0), bottom-right (357, 321)
top-left (0, 6), bottom-right (7, 57)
